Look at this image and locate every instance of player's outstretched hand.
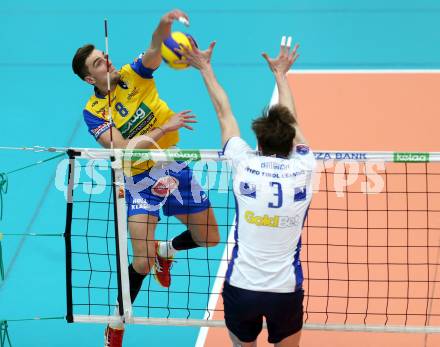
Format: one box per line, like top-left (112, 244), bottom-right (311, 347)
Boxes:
top-left (175, 39), bottom-right (217, 71)
top-left (262, 36), bottom-right (299, 76)
top-left (162, 110), bottom-right (197, 132)
top-left (161, 9), bottom-right (190, 26)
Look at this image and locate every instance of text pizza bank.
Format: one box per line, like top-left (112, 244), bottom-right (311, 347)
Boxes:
top-left (314, 152), bottom-right (367, 160)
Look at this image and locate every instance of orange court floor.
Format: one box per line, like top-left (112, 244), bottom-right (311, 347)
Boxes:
top-left (201, 71), bottom-right (440, 347)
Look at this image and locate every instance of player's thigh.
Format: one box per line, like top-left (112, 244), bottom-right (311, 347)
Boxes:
top-left (265, 290), bottom-right (304, 345)
top-left (174, 207), bottom-right (219, 245)
top-left (222, 282), bottom-right (264, 344)
top-left (275, 330), bottom-right (302, 347)
top-left (162, 165), bottom-right (218, 239)
top-left (228, 330), bottom-right (257, 347)
top-left (128, 214), bottom-right (158, 261)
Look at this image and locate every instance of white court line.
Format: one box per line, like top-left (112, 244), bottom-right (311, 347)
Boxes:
top-left (194, 223), bottom-right (236, 347)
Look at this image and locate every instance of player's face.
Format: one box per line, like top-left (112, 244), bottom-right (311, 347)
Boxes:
top-left (84, 49), bottom-right (119, 86)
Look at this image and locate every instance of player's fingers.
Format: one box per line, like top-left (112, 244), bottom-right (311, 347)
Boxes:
top-left (291, 53), bottom-right (300, 64)
top-left (280, 35), bottom-right (288, 56)
top-left (179, 110), bottom-right (193, 115)
top-left (173, 48), bottom-right (184, 57)
top-left (182, 116), bottom-right (197, 121)
top-left (183, 125), bottom-right (194, 131)
top-left (187, 36), bottom-right (198, 51)
top-left (178, 16), bottom-right (190, 27)
top-left (176, 43), bottom-right (190, 55)
top-left (292, 43), bottom-right (299, 53)
top-left (288, 52), bottom-right (299, 65)
top-left (173, 9), bottom-right (189, 19)
top-left (172, 58), bottom-right (189, 65)
top-left (261, 52), bottom-right (270, 62)
top-left (207, 41), bottom-right (217, 54)
top-left (166, 11), bottom-right (179, 22)
top-left (286, 36), bottom-right (292, 49)
top-left (289, 43), bottom-right (299, 58)
top-left (170, 9), bottom-right (184, 18)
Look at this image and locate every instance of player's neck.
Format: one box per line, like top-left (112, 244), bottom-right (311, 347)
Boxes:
top-left (94, 80), bottom-right (118, 98)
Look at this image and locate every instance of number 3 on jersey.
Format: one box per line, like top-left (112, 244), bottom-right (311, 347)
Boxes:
top-left (268, 182), bottom-right (283, 208)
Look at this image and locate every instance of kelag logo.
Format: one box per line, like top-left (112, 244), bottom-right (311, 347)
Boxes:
top-left (124, 149), bottom-right (153, 162)
top-left (165, 150), bottom-right (201, 162)
top-left (393, 152), bottom-right (430, 163)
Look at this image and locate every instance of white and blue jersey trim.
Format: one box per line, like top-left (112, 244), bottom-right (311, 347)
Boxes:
top-left (83, 110), bottom-right (111, 140)
top-left (292, 203), bottom-right (311, 291)
top-left (225, 194), bottom-right (240, 282)
top-left (130, 57), bottom-right (155, 79)
top-left (292, 237), bottom-right (303, 291)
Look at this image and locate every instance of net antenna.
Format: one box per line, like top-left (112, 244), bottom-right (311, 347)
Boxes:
top-left (104, 19), bottom-right (114, 150)
top-left (103, 19), bottom-right (131, 321)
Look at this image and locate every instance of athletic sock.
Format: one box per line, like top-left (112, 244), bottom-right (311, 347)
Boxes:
top-left (127, 263), bottom-right (147, 302)
top-left (110, 264), bottom-right (146, 329)
top-left (171, 229), bottom-right (200, 251)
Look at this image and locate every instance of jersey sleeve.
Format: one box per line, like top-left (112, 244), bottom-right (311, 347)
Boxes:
top-left (290, 144), bottom-right (316, 170)
top-left (128, 54), bottom-right (156, 79)
top-left (83, 110), bottom-right (111, 141)
top-left (223, 137), bottom-right (252, 165)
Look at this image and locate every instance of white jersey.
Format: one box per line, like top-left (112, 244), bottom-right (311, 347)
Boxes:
top-left (224, 137), bottom-right (316, 293)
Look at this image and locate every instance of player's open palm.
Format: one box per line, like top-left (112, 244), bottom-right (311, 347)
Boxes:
top-left (262, 36), bottom-right (299, 75)
top-left (163, 110), bottom-right (197, 132)
top-left (176, 40), bottom-right (216, 70)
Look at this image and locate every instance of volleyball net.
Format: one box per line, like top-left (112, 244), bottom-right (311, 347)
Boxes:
top-left (63, 148), bottom-right (440, 333)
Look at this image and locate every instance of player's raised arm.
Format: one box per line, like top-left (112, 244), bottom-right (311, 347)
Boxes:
top-left (142, 9), bottom-right (190, 69)
top-left (262, 36), bottom-right (307, 145)
top-left (178, 40), bottom-right (240, 145)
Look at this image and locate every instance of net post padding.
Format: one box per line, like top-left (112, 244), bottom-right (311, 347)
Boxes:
top-left (0, 240), bottom-right (4, 282)
top-left (0, 321), bottom-right (12, 347)
top-left (64, 149), bottom-right (76, 323)
top-left (110, 152), bottom-right (131, 320)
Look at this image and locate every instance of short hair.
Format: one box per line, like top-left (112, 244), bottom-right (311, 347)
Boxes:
top-left (251, 104), bottom-right (296, 157)
top-left (72, 44), bottom-right (95, 80)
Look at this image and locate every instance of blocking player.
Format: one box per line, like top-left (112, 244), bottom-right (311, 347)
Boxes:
top-left (180, 36), bottom-right (315, 346)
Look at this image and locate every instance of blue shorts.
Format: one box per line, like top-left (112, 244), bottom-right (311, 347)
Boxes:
top-left (222, 281), bottom-right (304, 344)
top-left (124, 161), bottom-right (210, 219)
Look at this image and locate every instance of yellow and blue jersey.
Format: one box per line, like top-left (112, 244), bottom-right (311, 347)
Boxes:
top-left (83, 57), bottom-right (179, 175)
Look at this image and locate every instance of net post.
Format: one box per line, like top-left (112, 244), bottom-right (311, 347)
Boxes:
top-left (64, 149), bottom-right (76, 323)
top-left (110, 151), bottom-right (132, 320)
top-left (0, 240), bottom-right (4, 283)
top-left (0, 320), bottom-right (12, 347)
top-left (0, 173), bottom-right (7, 221)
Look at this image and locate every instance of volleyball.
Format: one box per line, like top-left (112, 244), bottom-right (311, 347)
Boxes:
top-left (161, 32), bottom-right (197, 70)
